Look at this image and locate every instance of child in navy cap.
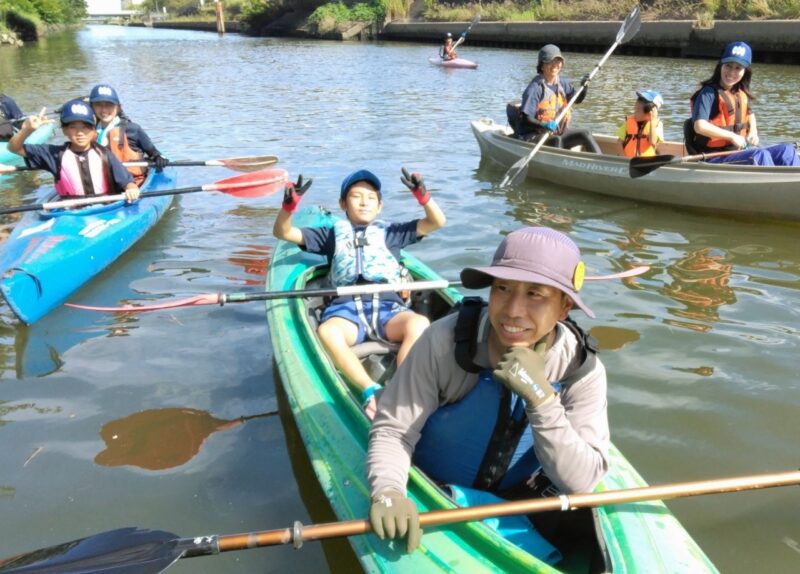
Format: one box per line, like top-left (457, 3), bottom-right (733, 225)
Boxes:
top-left (7, 100), bottom-right (140, 202)
top-left (273, 168), bottom-right (446, 418)
top-left (690, 41), bottom-right (800, 166)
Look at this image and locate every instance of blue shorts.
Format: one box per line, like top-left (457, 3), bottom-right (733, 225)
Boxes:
top-left (321, 298), bottom-right (409, 345)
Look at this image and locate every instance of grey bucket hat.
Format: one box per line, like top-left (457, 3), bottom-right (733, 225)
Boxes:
top-left (460, 227), bottom-right (594, 318)
top-left (538, 44), bottom-right (565, 65)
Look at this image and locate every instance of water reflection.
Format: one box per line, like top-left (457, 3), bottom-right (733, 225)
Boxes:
top-left (662, 247), bottom-right (736, 331)
top-left (95, 407), bottom-right (277, 471)
top-left (226, 245), bottom-right (271, 286)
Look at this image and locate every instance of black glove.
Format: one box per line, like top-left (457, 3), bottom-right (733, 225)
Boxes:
top-left (282, 174), bottom-right (312, 214)
top-left (581, 73), bottom-right (591, 86)
top-left (400, 167), bottom-right (430, 206)
top-left (152, 154), bottom-right (168, 172)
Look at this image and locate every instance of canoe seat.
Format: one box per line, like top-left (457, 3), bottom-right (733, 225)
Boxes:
top-left (351, 340), bottom-right (399, 359)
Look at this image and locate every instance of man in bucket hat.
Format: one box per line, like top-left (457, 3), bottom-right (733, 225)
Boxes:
top-left (367, 227), bottom-right (609, 556)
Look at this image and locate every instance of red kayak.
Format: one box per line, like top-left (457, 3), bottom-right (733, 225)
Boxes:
top-left (428, 56), bottom-right (478, 69)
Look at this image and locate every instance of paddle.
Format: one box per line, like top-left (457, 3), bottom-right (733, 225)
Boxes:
top-left (499, 5), bottom-right (642, 188)
top-left (1, 468), bottom-right (798, 574)
top-left (65, 266), bottom-right (650, 313)
top-left (629, 148), bottom-right (782, 178)
top-left (0, 169), bottom-right (288, 215)
top-left (452, 14), bottom-right (480, 51)
top-left (0, 154), bottom-right (279, 175)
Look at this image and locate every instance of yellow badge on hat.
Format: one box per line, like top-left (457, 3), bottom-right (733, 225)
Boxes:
top-left (573, 261), bottom-right (585, 291)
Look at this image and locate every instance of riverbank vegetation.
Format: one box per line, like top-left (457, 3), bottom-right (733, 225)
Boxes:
top-left (240, 0), bottom-right (800, 29)
top-left (422, 0), bottom-right (800, 21)
top-left (0, 0), bottom-right (86, 41)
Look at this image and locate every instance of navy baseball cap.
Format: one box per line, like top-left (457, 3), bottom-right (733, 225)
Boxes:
top-left (60, 99), bottom-right (95, 125)
top-left (89, 84), bottom-right (121, 105)
top-left (720, 41), bottom-right (752, 67)
top-left (340, 169), bottom-right (382, 200)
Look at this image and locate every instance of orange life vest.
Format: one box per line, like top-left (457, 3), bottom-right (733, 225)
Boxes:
top-left (105, 121), bottom-right (147, 185)
top-left (534, 81), bottom-right (570, 134)
top-left (621, 115), bottom-right (657, 158)
top-left (691, 87), bottom-right (750, 150)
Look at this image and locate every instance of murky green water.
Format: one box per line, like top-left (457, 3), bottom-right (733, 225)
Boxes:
top-left (1, 25), bottom-right (799, 573)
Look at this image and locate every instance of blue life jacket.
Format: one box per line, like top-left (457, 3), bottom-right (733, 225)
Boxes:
top-left (412, 297), bottom-right (598, 493)
top-left (330, 220), bottom-right (403, 287)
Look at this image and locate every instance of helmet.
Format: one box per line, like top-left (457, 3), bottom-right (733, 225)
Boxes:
top-left (340, 169), bottom-right (382, 200)
top-left (720, 41), bottom-right (752, 68)
top-left (89, 84), bottom-right (120, 105)
top-left (60, 99), bottom-right (95, 125)
top-left (635, 89), bottom-right (664, 109)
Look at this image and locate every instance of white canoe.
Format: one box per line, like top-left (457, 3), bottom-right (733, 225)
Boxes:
top-left (471, 117), bottom-right (800, 220)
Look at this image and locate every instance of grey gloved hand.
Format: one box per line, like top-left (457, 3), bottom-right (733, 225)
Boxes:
top-left (369, 490), bottom-right (422, 553)
top-left (492, 341), bottom-right (555, 408)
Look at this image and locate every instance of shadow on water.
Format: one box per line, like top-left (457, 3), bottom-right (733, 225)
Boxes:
top-left (95, 407), bottom-right (277, 471)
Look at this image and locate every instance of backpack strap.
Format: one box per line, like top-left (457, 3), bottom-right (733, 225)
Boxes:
top-left (559, 315), bottom-right (599, 387)
top-left (454, 296), bottom-right (485, 374)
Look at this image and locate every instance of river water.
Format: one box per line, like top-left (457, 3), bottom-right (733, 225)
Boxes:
top-left (1, 25), bottom-right (799, 573)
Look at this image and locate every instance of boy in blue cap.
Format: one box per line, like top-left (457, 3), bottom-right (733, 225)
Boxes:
top-left (690, 40), bottom-right (800, 166)
top-left (90, 83), bottom-right (167, 186)
top-left (617, 89), bottom-right (664, 157)
top-left (8, 101), bottom-right (140, 202)
top-left (273, 168), bottom-right (446, 418)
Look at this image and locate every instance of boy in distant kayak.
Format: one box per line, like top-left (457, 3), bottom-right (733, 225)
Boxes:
top-left (618, 90), bottom-right (664, 158)
top-left (441, 32), bottom-right (464, 61)
top-left (273, 168), bottom-right (446, 419)
top-left (8, 101), bottom-right (140, 202)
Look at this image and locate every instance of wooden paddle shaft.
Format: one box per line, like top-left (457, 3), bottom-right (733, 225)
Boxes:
top-left (216, 469), bottom-right (800, 552)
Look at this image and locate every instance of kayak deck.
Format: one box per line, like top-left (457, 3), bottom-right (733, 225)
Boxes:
top-left (266, 206), bottom-right (718, 573)
top-left (0, 168), bottom-right (176, 324)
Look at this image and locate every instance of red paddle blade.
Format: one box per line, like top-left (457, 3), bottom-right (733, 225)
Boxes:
top-left (585, 265), bottom-right (649, 281)
top-left (65, 294), bottom-right (222, 313)
top-left (213, 168), bottom-right (288, 198)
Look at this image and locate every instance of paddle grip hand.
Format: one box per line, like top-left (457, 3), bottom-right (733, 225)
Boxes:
top-left (281, 175), bottom-right (312, 214)
top-left (369, 490), bottom-right (422, 553)
top-left (152, 154), bottom-right (168, 172)
top-left (543, 120), bottom-right (560, 133)
top-left (581, 73), bottom-right (591, 86)
top-left (400, 167), bottom-right (430, 206)
top-left (492, 342), bottom-right (555, 408)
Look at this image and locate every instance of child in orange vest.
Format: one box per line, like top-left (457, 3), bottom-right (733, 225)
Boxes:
top-left (618, 90), bottom-right (664, 158)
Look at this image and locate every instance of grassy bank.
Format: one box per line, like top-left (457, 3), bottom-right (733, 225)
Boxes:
top-left (240, 0), bottom-right (800, 29)
top-left (423, 0), bottom-right (800, 21)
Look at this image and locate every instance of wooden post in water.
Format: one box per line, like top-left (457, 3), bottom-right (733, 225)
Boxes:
top-left (215, 1), bottom-right (225, 36)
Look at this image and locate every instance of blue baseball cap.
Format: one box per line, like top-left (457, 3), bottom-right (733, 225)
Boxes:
top-left (60, 99), bottom-right (95, 125)
top-left (720, 41), bottom-right (752, 67)
top-left (340, 169), bottom-right (382, 200)
top-left (89, 84), bottom-right (120, 105)
top-left (636, 89), bottom-right (664, 109)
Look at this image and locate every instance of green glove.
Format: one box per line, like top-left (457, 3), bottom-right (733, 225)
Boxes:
top-left (492, 341), bottom-right (555, 408)
top-left (369, 490), bottom-right (422, 552)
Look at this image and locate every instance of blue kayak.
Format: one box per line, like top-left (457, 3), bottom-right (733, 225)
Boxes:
top-left (0, 168), bottom-right (176, 324)
top-left (0, 123), bottom-right (56, 169)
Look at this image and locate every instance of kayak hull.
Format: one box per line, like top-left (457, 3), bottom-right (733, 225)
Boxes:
top-left (0, 123), bottom-right (56, 168)
top-left (0, 168), bottom-right (176, 324)
top-left (428, 56), bottom-right (478, 69)
top-left (266, 205), bottom-right (719, 573)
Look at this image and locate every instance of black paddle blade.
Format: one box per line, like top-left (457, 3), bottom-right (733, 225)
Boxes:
top-left (628, 154), bottom-right (679, 179)
top-left (0, 528), bottom-right (181, 574)
top-left (617, 4), bottom-right (641, 44)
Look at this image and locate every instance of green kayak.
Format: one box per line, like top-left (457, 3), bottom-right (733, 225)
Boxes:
top-left (265, 205), bottom-right (719, 573)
